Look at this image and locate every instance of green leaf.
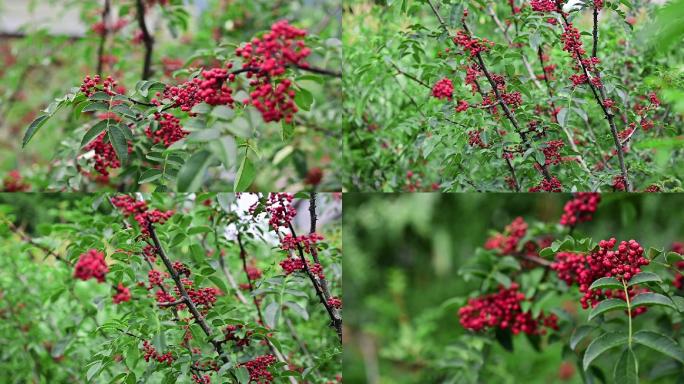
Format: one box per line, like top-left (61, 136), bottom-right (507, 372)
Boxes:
top-left (570, 325), bottom-right (596, 351)
top-left (210, 105), bottom-right (235, 120)
top-left (282, 301), bottom-right (309, 320)
top-left (281, 120), bottom-right (295, 141)
top-left (627, 272), bottom-right (662, 287)
top-left (294, 87), bottom-right (313, 111)
top-left (81, 119), bottom-right (114, 147)
top-left (82, 101), bottom-right (110, 113)
top-left (264, 301), bottom-right (280, 329)
top-left (613, 348), bottom-right (638, 384)
top-left (138, 169), bottom-right (163, 184)
top-left (87, 361), bottom-right (103, 381)
top-left (234, 155), bottom-right (256, 192)
top-left (22, 115), bottom-right (50, 147)
top-left (588, 299), bottom-right (627, 321)
top-left (633, 330), bottom-right (684, 363)
top-left (589, 277), bottom-right (623, 290)
top-left (583, 332), bottom-right (628, 371)
top-left (108, 125), bottom-right (128, 164)
top-left (176, 150), bottom-right (214, 192)
top-left (235, 366), bottom-right (250, 384)
top-left (672, 296), bottom-right (684, 312)
top-left (631, 292), bottom-right (676, 311)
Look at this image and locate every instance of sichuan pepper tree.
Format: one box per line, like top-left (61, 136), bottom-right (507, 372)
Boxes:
top-left (453, 193), bottom-right (684, 383)
top-left (343, 0), bottom-right (683, 192)
top-left (10, 0), bottom-right (341, 192)
top-left (0, 192), bottom-right (342, 383)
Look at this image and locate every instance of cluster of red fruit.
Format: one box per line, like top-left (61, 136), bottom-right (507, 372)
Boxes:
top-left (224, 324), bottom-right (252, 347)
top-left (559, 193), bottom-right (601, 227)
top-left (431, 78), bottom-right (453, 100)
top-left (453, 30), bottom-right (493, 57)
top-left (529, 176), bottom-right (562, 192)
top-left (142, 340), bottom-right (174, 366)
top-left (112, 283), bottom-right (131, 304)
top-left (530, 0), bottom-right (560, 12)
top-left (265, 192), bottom-right (297, 229)
top-left (280, 233), bottom-right (324, 254)
top-left (484, 217), bottom-right (527, 255)
top-left (1, 170), bottom-right (30, 192)
top-left (236, 20), bottom-right (311, 124)
top-left (158, 67), bottom-right (236, 113)
top-left (81, 75), bottom-right (119, 97)
top-left (84, 132), bottom-right (123, 180)
top-left (146, 112), bottom-right (189, 147)
top-left (74, 249), bottom-right (109, 283)
top-left (327, 297), bottom-right (342, 309)
top-left (110, 195), bottom-right (174, 236)
top-left (552, 238), bottom-right (649, 309)
top-left (542, 140), bottom-right (565, 166)
top-left (459, 283), bottom-right (559, 335)
top-left (241, 354), bottom-right (276, 383)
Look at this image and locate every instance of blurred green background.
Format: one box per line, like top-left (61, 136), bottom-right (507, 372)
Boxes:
top-left (343, 193), bottom-right (684, 383)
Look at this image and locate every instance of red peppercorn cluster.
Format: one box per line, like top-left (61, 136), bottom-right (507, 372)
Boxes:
top-left (552, 238), bottom-right (649, 309)
top-left (74, 249), bottom-right (109, 283)
top-left (265, 193), bottom-right (296, 229)
top-left (246, 265), bottom-right (262, 281)
top-left (112, 283), bottom-right (131, 304)
top-left (484, 217), bottom-right (527, 255)
top-left (458, 283), bottom-right (559, 335)
top-left (84, 132), bottom-right (122, 179)
top-left (453, 30), bottom-right (493, 57)
top-left (280, 233), bottom-right (324, 254)
top-left (2, 170), bottom-right (30, 192)
top-left (143, 244), bottom-right (158, 263)
top-left (160, 66), bottom-right (236, 113)
top-left (455, 100), bottom-right (469, 112)
top-left (612, 175), bottom-right (626, 191)
top-left (236, 20), bottom-right (310, 77)
top-left (247, 78), bottom-right (298, 123)
top-left (467, 130), bottom-right (487, 148)
top-left (594, 0), bottom-right (604, 10)
top-left (142, 340), bottom-right (174, 365)
top-left (559, 193), bottom-right (601, 227)
top-left (241, 354), bottom-right (276, 384)
top-left (603, 98), bottom-right (615, 109)
top-left (110, 195), bottom-right (174, 236)
top-left (81, 75), bottom-right (118, 97)
top-left (431, 78), bottom-right (454, 100)
top-left (146, 112), bottom-right (189, 147)
top-left (235, 21), bottom-right (311, 123)
top-left (148, 269), bottom-right (166, 287)
top-left (224, 324), bottom-right (252, 347)
top-left (280, 257), bottom-right (306, 275)
top-left (186, 287), bottom-right (221, 309)
top-left (529, 176), bottom-right (562, 192)
top-left (542, 140), bottom-right (564, 165)
top-left (172, 261), bottom-right (191, 277)
top-left (530, 0), bottom-right (560, 12)
top-left (328, 297), bottom-right (342, 309)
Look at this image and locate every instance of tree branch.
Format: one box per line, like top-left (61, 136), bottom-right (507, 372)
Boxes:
top-left (147, 223), bottom-right (236, 378)
top-left (287, 222), bottom-right (342, 343)
top-left (96, 0), bottom-right (111, 76)
top-left (559, 13), bottom-right (631, 191)
top-left (135, 0), bottom-right (155, 80)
